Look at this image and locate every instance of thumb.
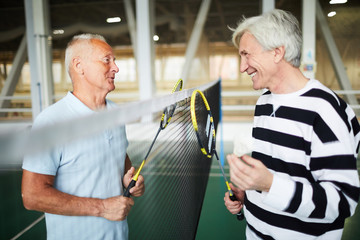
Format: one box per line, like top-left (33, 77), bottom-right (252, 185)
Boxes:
top-left (229, 182), bottom-right (237, 193)
top-left (240, 154), bottom-right (255, 167)
top-left (126, 166), bottom-right (135, 177)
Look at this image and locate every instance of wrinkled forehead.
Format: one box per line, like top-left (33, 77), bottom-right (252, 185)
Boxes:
top-left (72, 38), bottom-right (112, 58)
top-left (238, 32), bottom-right (263, 53)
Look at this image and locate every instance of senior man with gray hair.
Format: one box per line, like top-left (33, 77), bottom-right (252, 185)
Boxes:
top-left (22, 33), bottom-right (145, 240)
top-left (224, 9), bottom-right (360, 240)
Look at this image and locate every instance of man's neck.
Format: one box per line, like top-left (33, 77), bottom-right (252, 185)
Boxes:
top-left (72, 89), bottom-right (107, 111)
top-left (269, 64), bottom-right (309, 94)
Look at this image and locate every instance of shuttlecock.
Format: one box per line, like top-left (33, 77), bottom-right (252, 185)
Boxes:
top-left (233, 132), bottom-right (253, 157)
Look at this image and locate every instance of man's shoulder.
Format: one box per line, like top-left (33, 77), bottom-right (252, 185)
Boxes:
top-left (33, 94), bottom-right (75, 128)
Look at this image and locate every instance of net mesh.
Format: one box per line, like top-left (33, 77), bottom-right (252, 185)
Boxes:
top-left (0, 80), bottom-right (220, 240)
top-left (127, 81), bottom-right (219, 239)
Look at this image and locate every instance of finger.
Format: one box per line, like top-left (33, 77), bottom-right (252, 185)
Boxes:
top-left (240, 155), bottom-right (258, 168)
top-left (228, 155), bottom-right (255, 190)
top-left (229, 183), bottom-right (239, 194)
top-left (129, 184), bottom-right (139, 194)
top-left (130, 184), bottom-right (143, 195)
top-left (229, 182), bottom-right (235, 190)
top-left (234, 155), bottom-right (256, 178)
top-left (227, 153), bottom-right (238, 164)
top-left (124, 167), bottom-right (134, 182)
top-left (229, 165), bottom-right (249, 191)
top-left (224, 191), bottom-right (240, 207)
top-left (130, 175), bottom-right (144, 191)
top-left (224, 191), bottom-right (230, 202)
top-left (122, 196), bottom-right (134, 206)
top-left (128, 166), bottom-right (135, 175)
top-left (224, 198), bottom-right (242, 214)
top-left (227, 154), bottom-right (244, 174)
top-left (136, 174), bottom-right (144, 184)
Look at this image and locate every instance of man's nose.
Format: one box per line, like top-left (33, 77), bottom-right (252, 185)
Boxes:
top-left (112, 61), bottom-right (119, 73)
top-left (239, 58), bottom-right (248, 73)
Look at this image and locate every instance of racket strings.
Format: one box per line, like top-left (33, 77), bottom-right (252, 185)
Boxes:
top-left (193, 94), bottom-right (214, 156)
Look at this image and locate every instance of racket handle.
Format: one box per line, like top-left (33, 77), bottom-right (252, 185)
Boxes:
top-left (123, 179), bottom-right (136, 197)
top-left (229, 194), bottom-right (245, 221)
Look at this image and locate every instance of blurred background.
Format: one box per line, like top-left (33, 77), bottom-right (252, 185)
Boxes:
top-left (0, 0), bottom-right (359, 122)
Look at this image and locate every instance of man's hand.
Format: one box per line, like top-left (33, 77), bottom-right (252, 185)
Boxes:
top-left (123, 167), bottom-right (145, 197)
top-left (100, 196), bottom-right (134, 221)
top-left (227, 154), bottom-right (273, 192)
top-left (224, 183), bottom-right (244, 214)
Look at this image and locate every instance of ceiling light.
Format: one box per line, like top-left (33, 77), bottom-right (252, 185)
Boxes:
top-left (106, 17), bottom-right (121, 23)
top-left (329, 0), bottom-right (347, 4)
top-left (153, 35), bottom-right (159, 41)
top-left (53, 29), bottom-right (64, 35)
top-left (328, 11), bottom-right (336, 17)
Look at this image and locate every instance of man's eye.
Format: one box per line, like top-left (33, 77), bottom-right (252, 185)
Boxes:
top-left (240, 52), bottom-right (249, 58)
top-left (103, 58), bottom-right (110, 63)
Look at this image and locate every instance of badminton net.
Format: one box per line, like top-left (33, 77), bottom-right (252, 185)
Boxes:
top-left (0, 80), bottom-right (220, 240)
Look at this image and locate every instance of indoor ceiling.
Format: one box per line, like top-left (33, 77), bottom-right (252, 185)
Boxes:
top-left (0, 0), bottom-right (359, 53)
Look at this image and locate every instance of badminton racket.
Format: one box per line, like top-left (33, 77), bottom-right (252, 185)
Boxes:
top-left (123, 78), bottom-right (183, 197)
top-left (190, 89), bottom-right (244, 221)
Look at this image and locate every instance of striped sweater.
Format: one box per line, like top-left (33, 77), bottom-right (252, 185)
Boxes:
top-left (245, 79), bottom-right (360, 240)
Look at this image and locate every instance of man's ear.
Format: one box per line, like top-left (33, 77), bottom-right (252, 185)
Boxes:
top-left (273, 46), bottom-right (285, 64)
top-left (73, 57), bottom-right (84, 75)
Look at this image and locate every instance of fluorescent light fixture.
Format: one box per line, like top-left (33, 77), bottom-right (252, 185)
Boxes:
top-left (328, 11), bottom-right (336, 17)
top-left (106, 17), bottom-right (121, 23)
top-left (329, 0), bottom-right (347, 4)
top-left (53, 29), bottom-right (64, 35)
top-left (153, 35), bottom-right (159, 41)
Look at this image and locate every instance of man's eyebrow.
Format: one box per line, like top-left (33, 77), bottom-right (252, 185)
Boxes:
top-left (239, 50), bottom-right (248, 55)
top-left (103, 54), bottom-right (116, 61)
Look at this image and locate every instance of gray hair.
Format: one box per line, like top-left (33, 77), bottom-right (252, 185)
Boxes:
top-left (230, 9), bottom-right (302, 68)
top-left (65, 33), bottom-right (107, 74)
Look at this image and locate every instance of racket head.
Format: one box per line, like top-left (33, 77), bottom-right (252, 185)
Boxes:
top-left (160, 79), bottom-right (183, 129)
top-left (190, 90), bottom-right (216, 158)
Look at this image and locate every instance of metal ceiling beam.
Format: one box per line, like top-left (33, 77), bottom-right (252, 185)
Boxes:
top-left (24, 0), bottom-right (54, 119)
top-left (124, 0), bottom-right (137, 61)
top-left (302, 0), bottom-right (316, 79)
top-left (0, 35), bottom-right (27, 117)
top-left (260, 0), bottom-right (275, 13)
top-left (181, 0), bottom-right (212, 86)
top-left (136, 0), bottom-right (156, 100)
top-left (316, 0), bottom-right (358, 106)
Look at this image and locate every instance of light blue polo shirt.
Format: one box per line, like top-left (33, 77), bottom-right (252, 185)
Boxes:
top-left (23, 92), bottom-right (129, 240)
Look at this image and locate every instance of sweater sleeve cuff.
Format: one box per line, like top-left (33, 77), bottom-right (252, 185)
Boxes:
top-left (262, 174), bottom-right (296, 211)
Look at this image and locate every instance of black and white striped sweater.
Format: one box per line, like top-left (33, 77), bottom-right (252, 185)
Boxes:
top-left (245, 79), bottom-right (360, 240)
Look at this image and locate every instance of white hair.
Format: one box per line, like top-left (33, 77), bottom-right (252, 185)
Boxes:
top-left (230, 9), bottom-right (302, 68)
top-left (64, 33), bottom-right (107, 74)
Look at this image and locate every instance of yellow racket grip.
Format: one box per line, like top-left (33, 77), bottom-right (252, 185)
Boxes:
top-left (225, 181), bottom-right (232, 193)
top-left (133, 160), bottom-right (145, 181)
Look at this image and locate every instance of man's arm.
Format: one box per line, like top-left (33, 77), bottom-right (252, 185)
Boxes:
top-left (21, 169), bottom-right (134, 221)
